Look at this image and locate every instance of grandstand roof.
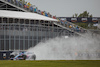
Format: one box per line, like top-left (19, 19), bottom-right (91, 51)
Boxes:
top-left (0, 10), bottom-right (58, 21)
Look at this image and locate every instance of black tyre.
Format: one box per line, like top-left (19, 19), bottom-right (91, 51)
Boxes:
top-left (22, 55), bottom-right (27, 60)
top-left (10, 55), bottom-right (15, 60)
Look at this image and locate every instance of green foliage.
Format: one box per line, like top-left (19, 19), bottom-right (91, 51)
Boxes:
top-left (74, 23), bottom-right (88, 28)
top-left (73, 22), bottom-right (98, 29)
top-left (72, 11), bottom-right (93, 17)
top-left (73, 13), bottom-right (78, 17)
top-left (89, 14), bottom-right (93, 17)
top-left (72, 15), bottom-right (74, 17)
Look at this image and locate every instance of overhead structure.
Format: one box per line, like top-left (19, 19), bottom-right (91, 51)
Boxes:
top-left (0, 0), bottom-right (27, 11)
top-left (0, 0), bottom-right (88, 36)
top-left (0, 0), bottom-right (89, 52)
top-left (0, 10), bottom-right (58, 21)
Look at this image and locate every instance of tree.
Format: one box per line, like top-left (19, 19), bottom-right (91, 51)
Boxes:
top-left (78, 11), bottom-right (93, 17)
top-left (82, 11), bottom-right (89, 17)
top-left (72, 15), bottom-right (74, 17)
top-left (78, 13), bottom-right (83, 17)
top-left (75, 13), bottom-right (78, 17)
top-left (89, 14), bottom-right (93, 17)
top-left (72, 13), bottom-right (78, 17)
top-left (72, 11), bottom-right (93, 17)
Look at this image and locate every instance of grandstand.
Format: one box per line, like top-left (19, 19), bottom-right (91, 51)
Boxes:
top-left (0, 0), bottom-right (88, 60)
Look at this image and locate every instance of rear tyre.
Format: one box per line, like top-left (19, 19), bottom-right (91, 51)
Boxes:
top-left (22, 55), bottom-right (27, 60)
top-left (10, 55), bottom-right (15, 60)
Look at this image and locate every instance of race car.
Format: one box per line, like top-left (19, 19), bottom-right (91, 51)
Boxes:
top-left (10, 51), bottom-right (36, 60)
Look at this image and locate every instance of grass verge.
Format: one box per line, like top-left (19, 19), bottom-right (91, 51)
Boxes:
top-left (0, 60), bottom-right (100, 67)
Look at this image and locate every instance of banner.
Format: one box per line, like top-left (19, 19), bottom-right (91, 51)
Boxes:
top-left (60, 17), bottom-right (100, 23)
top-left (92, 18), bottom-right (98, 22)
top-left (71, 18), bottom-right (77, 22)
top-left (82, 18), bottom-right (87, 22)
top-left (3, 53), bottom-right (6, 59)
top-left (61, 18), bottom-right (66, 23)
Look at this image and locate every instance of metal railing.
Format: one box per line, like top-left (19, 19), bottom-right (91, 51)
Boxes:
top-left (1, 0), bottom-right (88, 36)
top-left (55, 21), bottom-right (87, 34)
top-left (0, 23), bottom-right (74, 51)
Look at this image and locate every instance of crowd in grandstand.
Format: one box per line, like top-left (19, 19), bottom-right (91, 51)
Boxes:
top-left (7, 0), bottom-right (55, 18)
top-left (6, 0), bottom-right (86, 33)
top-left (60, 20), bottom-right (86, 33)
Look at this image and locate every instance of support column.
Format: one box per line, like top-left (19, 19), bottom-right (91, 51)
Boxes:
top-left (37, 20), bottom-right (39, 45)
top-left (3, 17), bottom-right (6, 50)
top-left (8, 18), bottom-right (11, 51)
top-left (44, 21), bottom-right (46, 41)
top-left (18, 19), bottom-right (20, 50)
top-left (23, 19), bottom-right (25, 50)
top-left (28, 20), bottom-right (30, 49)
top-left (14, 18), bottom-right (15, 50)
top-left (39, 20), bottom-right (42, 42)
top-left (32, 20), bottom-right (34, 47)
top-left (52, 22), bottom-right (54, 38)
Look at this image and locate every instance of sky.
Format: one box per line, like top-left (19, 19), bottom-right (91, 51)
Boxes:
top-left (25, 0), bottom-right (100, 17)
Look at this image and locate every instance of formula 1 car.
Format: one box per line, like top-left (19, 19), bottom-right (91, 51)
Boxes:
top-left (10, 51), bottom-right (36, 60)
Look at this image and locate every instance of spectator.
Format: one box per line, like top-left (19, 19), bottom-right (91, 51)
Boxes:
top-left (34, 7), bottom-right (37, 13)
top-left (38, 10), bottom-right (41, 14)
top-left (75, 26), bottom-right (79, 32)
top-left (57, 18), bottom-right (60, 22)
top-left (76, 26), bottom-right (79, 30)
top-left (47, 12), bottom-right (50, 17)
top-left (53, 16), bottom-right (56, 19)
top-left (71, 25), bottom-right (75, 30)
top-left (19, 0), bottom-right (24, 7)
top-left (43, 11), bottom-right (45, 16)
top-left (24, 2), bottom-right (27, 9)
top-left (27, 2), bottom-right (31, 10)
top-left (61, 21), bottom-right (64, 24)
top-left (41, 11), bottom-right (44, 15)
top-left (30, 5), bottom-right (33, 12)
top-left (36, 7), bottom-right (38, 13)
top-left (12, 0), bottom-right (15, 4)
top-left (22, 0), bottom-right (26, 6)
top-left (53, 16), bottom-right (55, 19)
top-left (15, 0), bottom-right (19, 5)
top-left (8, 0), bottom-right (11, 2)
top-left (17, 0), bottom-right (20, 6)
top-left (45, 11), bottom-right (48, 17)
top-left (65, 21), bottom-right (67, 25)
top-left (19, 0), bottom-right (23, 7)
top-left (69, 25), bottom-right (72, 28)
top-left (50, 14), bottom-right (52, 18)
top-left (28, 2), bottom-right (31, 7)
